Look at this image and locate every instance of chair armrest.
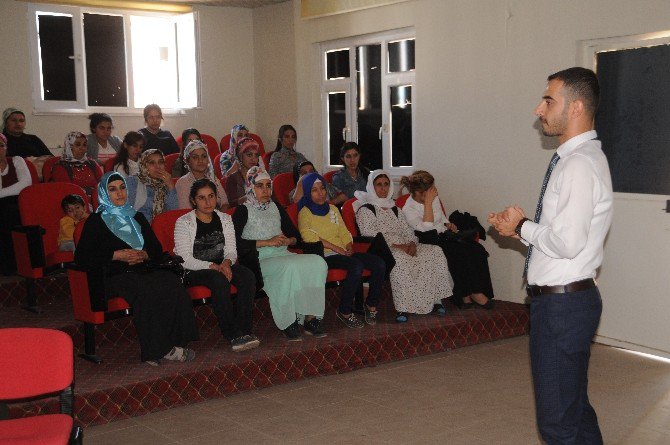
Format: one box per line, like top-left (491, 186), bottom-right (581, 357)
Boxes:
top-left (11, 225), bottom-right (46, 274)
top-left (66, 263), bottom-right (108, 313)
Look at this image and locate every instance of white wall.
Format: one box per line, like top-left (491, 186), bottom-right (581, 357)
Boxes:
top-left (0, 2), bottom-right (255, 149)
top-left (249, 0), bottom-right (670, 353)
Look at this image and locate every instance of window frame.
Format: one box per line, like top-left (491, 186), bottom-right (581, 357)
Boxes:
top-left (320, 28), bottom-right (416, 177)
top-left (27, 3), bottom-right (201, 115)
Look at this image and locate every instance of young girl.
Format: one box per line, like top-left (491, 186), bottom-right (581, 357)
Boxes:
top-left (112, 132), bottom-right (144, 177)
top-left (331, 142), bottom-right (370, 199)
top-left (268, 125), bottom-right (308, 178)
top-left (298, 172), bottom-right (385, 327)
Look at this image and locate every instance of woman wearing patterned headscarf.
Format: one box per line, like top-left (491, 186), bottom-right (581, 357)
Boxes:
top-left (355, 170), bottom-right (453, 322)
top-left (49, 131), bottom-right (103, 197)
top-left (218, 124), bottom-right (249, 177)
top-left (224, 136), bottom-right (264, 207)
top-left (75, 172), bottom-right (198, 366)
top-left (1, 107), bottom-right (51, 158)
top-left (175, 140), bottom-right (228, 210)
top-left (232, 166), bottom-right (328, 341)
top-left (297, 172), bottom-right (386, 328)
top-left (125, 149), bottom-right (178, 223)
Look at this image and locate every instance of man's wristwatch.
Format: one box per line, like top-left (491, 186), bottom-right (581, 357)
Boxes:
top-left (515, 217), bottom-right (530, 237)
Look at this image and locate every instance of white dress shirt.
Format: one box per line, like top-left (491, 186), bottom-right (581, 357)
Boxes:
top-left (401, 196), bottom-right (448, 233)
top-left (521, 130), bottom-right (613, 286)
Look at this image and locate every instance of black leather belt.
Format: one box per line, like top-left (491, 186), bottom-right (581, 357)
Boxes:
top-left (526, 278), bottom-right (596, 297)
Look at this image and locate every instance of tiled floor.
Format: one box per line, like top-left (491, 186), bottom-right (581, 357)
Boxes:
top-left (84, 336), bottom-right (670, 444)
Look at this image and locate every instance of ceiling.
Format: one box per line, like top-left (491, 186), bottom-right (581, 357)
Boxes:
top-left (144, 0), bottom-right (289, 7)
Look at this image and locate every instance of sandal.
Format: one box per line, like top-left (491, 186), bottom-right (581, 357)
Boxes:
top-left (163, 346), bottom-right (196, 362)
top-left (396, 312), bottom-right (408, 323)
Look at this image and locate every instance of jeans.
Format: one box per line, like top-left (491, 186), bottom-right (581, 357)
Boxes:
top-left (186, 265), bottom-right (256, 340)
top-left (530, 287), bottom-right (603, 445)
top-left (324, 252), bottom-right (385, 315)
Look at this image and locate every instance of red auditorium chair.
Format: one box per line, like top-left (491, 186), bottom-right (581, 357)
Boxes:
top-left (41, 156), bottom-right (60, 182)
top-left (103, 157), bottom-right (116, 172)
top-left (0, 328), bottom-right (83, 444)
top-left (262, 151), bottom-right (273, 171)
top-left (272, 172), bottom-right (295, 208)
top-left (23, 158), bottom-right (40, 184)
top-left (340, 198), bottom-right (374, 253)
top-left (176, 133), bottom-right (220, 162)
top-left (11, 183), bottom-right (89, 312)
top-left (220, 133), bottom-right (265, 155)
top-left (213, 153), bottom-right (223, 178)
top-left (322, 170), bottom-right (337, 184)
top-left (163, 153), bottom-right (179, 175)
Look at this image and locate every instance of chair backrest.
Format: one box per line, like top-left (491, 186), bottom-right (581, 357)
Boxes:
top-left (163, 153), bottom-right (180, 175)
top-left (220, 132), bottom-right (265, 156)
top-left (272, 172), bottom-right (296, 208)
top-left (103, 157), bottom-right (116, 172)
top-left (395, 193), bottom-right (410, 208)
top-left (286, 202), bottom-right (299, 228)
top-left (262, 151), bottom-right (273, 171)
top-left (41, 156), bottom-right (61, 182)
top-left (18, 183), bottom-right (89, 256)
top-left (90, 186), bottom-right (99, 211)
top-left (21, 157), bottom-right (40, 184)
top-left (151, 208), bottom-right (191, 253)
top-left (0, 328), bottom-right (73, 400)
top-left (200, 134), bottom-right (220, 161)
top-left (213, 153), bottom-right (223, 179)
top-left (322, 170), bottom-right (337, 184)
top-left (341, 198), bottom-right (360, 238)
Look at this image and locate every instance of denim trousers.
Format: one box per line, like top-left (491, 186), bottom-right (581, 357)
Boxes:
top-left (530, 287), bottom-right (603, 445)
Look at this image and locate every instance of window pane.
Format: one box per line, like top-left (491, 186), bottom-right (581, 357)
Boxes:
top-left (175, 13), bottom-right (198, 107)
top-left (37, 14), bottom-right (76, 101)
top-left (390, 85), bottom-right (412, 167)
top-left (356, 44), bottom-right (382, 171)
top-left (388, 39), bottom-right (415, 73)
top-left (84, 13), bottom-right (127, 107)
top-left (130, 15), bottom-right (177, 107)
top-left (326, 49), bottom-right (350, 79)
top-left (328, 92), bottom-right (347, 165)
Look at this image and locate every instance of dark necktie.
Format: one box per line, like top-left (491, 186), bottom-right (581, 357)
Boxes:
top-left (524, 152), bottom-right (560, 277)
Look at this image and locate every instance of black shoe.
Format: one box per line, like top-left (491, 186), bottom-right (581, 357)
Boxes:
top-left (364, 307), bottom-right (378, 325)
top-left (283, 321), bottom-right (303, 341)
top-left (431, 304), bottom-right (447, 316)
top-left (304, 318), bottom-right (327, 338)
top-left (336, 310), bottom-right (365, 328)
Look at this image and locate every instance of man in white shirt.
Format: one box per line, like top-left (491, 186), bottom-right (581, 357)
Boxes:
top-left (489, 67), bottom-right (612, 445)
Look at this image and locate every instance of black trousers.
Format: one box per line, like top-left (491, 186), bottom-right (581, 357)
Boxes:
top-left (185, 265), bottom-right (255, 340)
top-left (108, 270), bottom-right (199, 362)
top-left (0, 195), bottom-right (19, 275)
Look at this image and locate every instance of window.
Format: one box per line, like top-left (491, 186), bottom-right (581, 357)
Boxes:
top-left (28, 4), bottom-right (199, 113)
top-left (321, 30), bottom-right (415, 174)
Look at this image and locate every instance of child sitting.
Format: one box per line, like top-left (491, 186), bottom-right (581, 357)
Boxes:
top-left (58, 194), bottom-right (89, 251)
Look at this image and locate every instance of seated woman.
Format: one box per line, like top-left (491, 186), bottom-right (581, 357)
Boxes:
top-left (268, 124), bottom-right (308, 178)
top-left (176, 140), bottom-right (228, 211)
top-left (49, 131), bottom-right (103, 197)
top-left (86, 113), bottom-right (122, 165)
top-left (1, 108), bottom-right (51, 158)
top-left (224, 137), bottom-right (263, 207)
top-left (331, 142), bottom-right (370, 200)
top-left (232, 167), bottom-right (328, 341)
top-left (138, 104), bottom-right (179, 155)
top-left (75, 172), bottom-right (198, 366)
top-left (126, 149), bottom-right (178, 223)
top-left (355, 170), bottom-right (453, 322)
top-left (174, 178), bottom-right (259, 352)
top-left (400, 170), bottom-right (494, 309)
top-left (297, 172), bottom-right (385, 328)
top-left (289, 161), bottom-right (345, 206)
top-left (172, 128), bottom-right (201, 178)
top-left (0, 133), bottom-right (32, 275)
top-left (219, 124), bottom-right (251, 177)
top-left (112, 131), bottom-right (144, 177)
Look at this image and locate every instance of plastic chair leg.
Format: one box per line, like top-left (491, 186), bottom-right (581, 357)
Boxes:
top-left (21, 277), bottom-right (40, 313)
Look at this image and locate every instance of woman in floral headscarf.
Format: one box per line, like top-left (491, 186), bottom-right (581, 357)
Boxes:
top-left (232, 166), bottom-right (328, 341)
top-left (49, 131), bottom-right (103, 197)
top-left (218, 124), bottom-right (249, 177)
top-left (75, 172), bottom-right (198, 366)
top-left (224, 136), bottom-right (264, 207)
top-left (175, 140), bottom-right (228, 210)
top-left (125, 149), bottom-right (178, 223)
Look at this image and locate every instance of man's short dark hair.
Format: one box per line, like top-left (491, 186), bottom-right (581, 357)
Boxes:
top-left (548, 67), bottom-right (599, 116)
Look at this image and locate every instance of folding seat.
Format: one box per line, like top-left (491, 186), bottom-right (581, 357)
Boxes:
top-left (0, 328), bottom-right (83, 444)
top-left (103, 157), bottom-right (116, 172)
top-left (176, 133), bottom-right (220, 162)
top-left (41, 156), bottom-right (60, 182)
top-left (272, 172), bottom-right (295, 208)
top-left (213, 153), bottom-right (223, 179)
top-left (163, 153), bottom-right (180, 175)
top-left (11, 183), bottom-right (89, 312)
top-left (262, 151), bottom-right (273, 171)
top-left (322, 170), bottom-right (337, 184)
top-left (23, 157), bottom-right (40, 184)
top-left (340, 198), bottom-right (374, 253)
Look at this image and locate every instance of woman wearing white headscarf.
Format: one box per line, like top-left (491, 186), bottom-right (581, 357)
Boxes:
top-left (232, 166), bottom-right (328, 341)
top-left (175, 140), bottom-right (228, 210)
top-left (355, 170), bottom-right (453, 322)
top-left (49, 131), bottom-right (103, 196)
